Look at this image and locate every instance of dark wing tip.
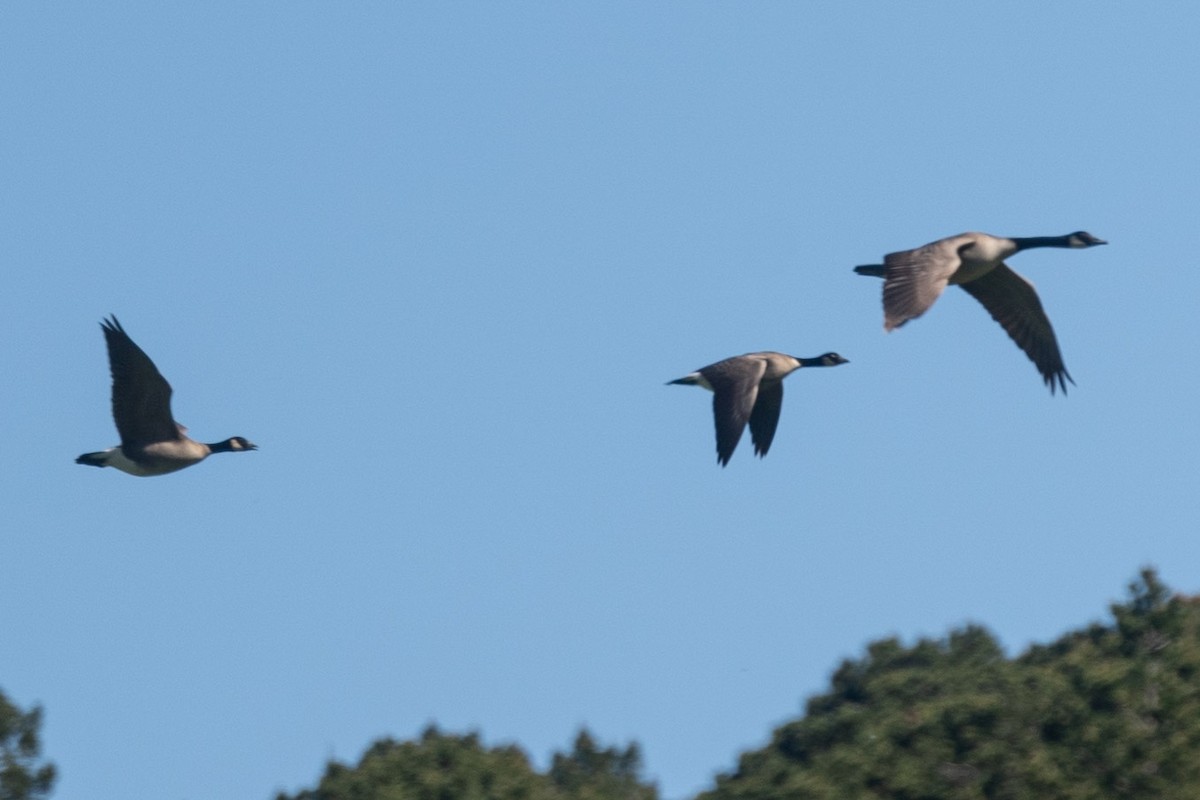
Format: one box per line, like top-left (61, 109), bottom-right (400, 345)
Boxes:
top-left (1046, 368), bottom-right (1075, 396)
top-left (100, 315), bottom-right (133, 348)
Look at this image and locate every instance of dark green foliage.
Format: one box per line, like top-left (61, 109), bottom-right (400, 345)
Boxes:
top-left (277, 726), bottom-right (657, 800)
top-left (278, 570), bottom-right (1200, 800)
top-left (700, 568), bottom-right (1200, 800)
top-left (548, 730), bottom-right (655, 800)
top-left (0, 689), bottom-right (55, 800)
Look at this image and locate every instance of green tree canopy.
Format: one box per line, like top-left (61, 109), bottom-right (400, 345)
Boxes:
top-left (277, 725), bottom-right (656, 800)
top-left (548, 730), bottom-right (655, 800)
top-left (0, 689), bottom-right (55, 800)
top-left (277, 570), bottom-right (1200, 800)
top-left (699, 568), bottom-right (1200, 800)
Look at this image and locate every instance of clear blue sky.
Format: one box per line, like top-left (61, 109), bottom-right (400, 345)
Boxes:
top-left (3, 3), bottom-right (1198, 798)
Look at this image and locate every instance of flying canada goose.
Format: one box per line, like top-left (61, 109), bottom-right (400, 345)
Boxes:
top-left (854, 231), bottom-right (1106, 393)
top-left (668, 351), bottom-right (848, 466)
top-left (76, 316), bottom-right (257, 476)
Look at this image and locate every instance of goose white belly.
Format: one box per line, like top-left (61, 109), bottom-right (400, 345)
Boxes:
top-left (100, 441), bottom-right (210, 476)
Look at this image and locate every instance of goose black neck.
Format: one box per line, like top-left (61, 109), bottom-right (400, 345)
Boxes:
top-left (1010, 235), bottom-right (1073, 252)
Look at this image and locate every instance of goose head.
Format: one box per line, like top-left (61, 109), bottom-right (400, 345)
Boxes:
top-left (1067, 231), bottom-right (1107, 248)
top-left (814, 352), bottom-right (849, 367)
top-left (211, 436), bottom-right (258, 453)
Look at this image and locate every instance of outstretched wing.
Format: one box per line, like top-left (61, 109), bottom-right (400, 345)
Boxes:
top-left (101, 316), bottom-right (182, 446)
top-left (958, 264), bottom-right (1073, 394)
top-left (703, 357), bottom-right (767, 466)
top-left (878, 237), bottom-right (967, 330)
top-left (747, 380), bottom-right (784, 459)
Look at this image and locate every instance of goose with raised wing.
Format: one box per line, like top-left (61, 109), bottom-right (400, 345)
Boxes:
top-left (668, 351), bottom-right (848, 466)
top-left (76, 316), bottom-right (257, 476)
top-left (854, 231), bottom-right (1106, 393)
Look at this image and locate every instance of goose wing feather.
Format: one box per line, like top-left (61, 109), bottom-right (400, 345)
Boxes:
top-left (702, 356), bottom-right (767, 466)
top-left (880, 237), bottom-right (967, 330)
top-left (101, 316), bottom-right (182, 446)
top-left (957, 264), bottom-right (1073, 394)
top-left (748, 380), bottom-right (784, 459)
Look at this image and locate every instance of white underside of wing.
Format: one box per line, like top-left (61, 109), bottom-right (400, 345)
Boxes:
top-left (96, 442), bottom-right (209, 476)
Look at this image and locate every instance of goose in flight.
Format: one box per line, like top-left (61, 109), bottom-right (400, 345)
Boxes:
top-left (76, 316), bottom-right (257, 476)
top-left (854, 230), bottom-right (1105, 393)
top-left (668, 351), bottom-right (848, 466)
